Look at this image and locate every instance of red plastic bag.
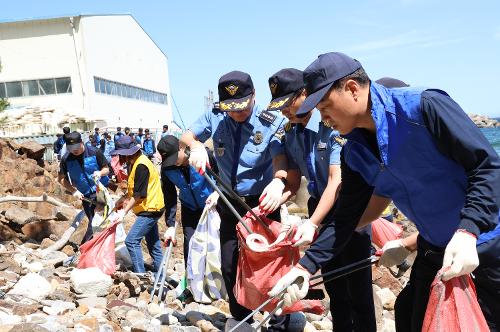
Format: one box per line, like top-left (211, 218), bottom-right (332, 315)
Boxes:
top-left (234, 211), bottom-right (324, 315)
top-left (78, 221), bottom-right (119, 275)
top-left (111, 155), bottom-right (128, 183)
top-left (371, 217), bottom-right (403, 248)
top-left (422, 269), bottom-right (490, 332)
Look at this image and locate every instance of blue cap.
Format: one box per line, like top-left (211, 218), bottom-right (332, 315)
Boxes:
top-left (267, 68), bottom-right (304, 111)
top-left (296, 52), bottom-right (362, 116)
top-left (218, 71), bottom-right (254, 112)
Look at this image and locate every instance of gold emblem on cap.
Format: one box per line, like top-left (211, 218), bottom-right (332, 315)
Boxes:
top-left (254, 131), bottom-right (263, 144)
top-left (219, 98), bottom-right (250, 111)
top-left (267, 97), bottom-right (290, 110)
top-left (225, 84), bottom-right (239, 96)
top-left (270, 82), bottom-right (278, 95)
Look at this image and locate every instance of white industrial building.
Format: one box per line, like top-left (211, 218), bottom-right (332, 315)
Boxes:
top-left (0, 14), bottom-right (174, 137)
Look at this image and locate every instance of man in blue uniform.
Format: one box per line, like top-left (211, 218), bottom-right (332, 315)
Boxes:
top-left (181, 71), bottom-right (295, 330)
top-left (58, 132), bottom-right (110, 243)
top-left (114, 126), bottom-right (124, 145)
top-left (269, 52), bottom-right (500, 331)
top-left (157, 134), bottom-right (218, 267)
top-left (142, 131), bottom-right (156, 160)
top-left (267, 68), bottom-right (376, 332)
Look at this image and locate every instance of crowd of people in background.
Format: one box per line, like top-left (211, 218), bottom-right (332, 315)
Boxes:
top-left (54, 124), bottom-right (170, 164)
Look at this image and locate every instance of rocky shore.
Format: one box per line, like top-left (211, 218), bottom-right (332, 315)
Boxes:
top-left (468, 114), bottom-right (500, 128)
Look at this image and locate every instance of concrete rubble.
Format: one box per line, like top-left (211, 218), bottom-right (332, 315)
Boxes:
top-left (0, 137), bottom-right (408, 331)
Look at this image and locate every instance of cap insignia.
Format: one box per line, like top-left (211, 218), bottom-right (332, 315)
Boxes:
top-left (225, 84), bottom-right (239, 96)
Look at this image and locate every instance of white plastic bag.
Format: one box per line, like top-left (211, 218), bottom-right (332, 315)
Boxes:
top-left (186, 206), bottom-right (227, 303)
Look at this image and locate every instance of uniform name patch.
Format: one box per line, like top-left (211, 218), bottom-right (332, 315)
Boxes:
top-left (317, 142), bottom-right (327, 151)
top-left (259, 110), bottom-right (277, 124)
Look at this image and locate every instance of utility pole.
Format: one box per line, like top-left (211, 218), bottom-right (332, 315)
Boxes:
top-left (204, 90), bottom-right (214, 112)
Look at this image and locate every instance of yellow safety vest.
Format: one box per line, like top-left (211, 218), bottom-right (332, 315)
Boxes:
top-left (127, 154), bottom-right (165, 214)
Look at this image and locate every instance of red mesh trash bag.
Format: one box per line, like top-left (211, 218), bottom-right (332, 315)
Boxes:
top-left (111, 155), bottom-right (128, 183)
top-left (234, 211), bottom-right (324, 315)
top-left (422, 269), bottom-right (490, 332)
top-left (78, 221), bottom-right (119, 275)
top-left (371, 217), bottom-right (403, 248)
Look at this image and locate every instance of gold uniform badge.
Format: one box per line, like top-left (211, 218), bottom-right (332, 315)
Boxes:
top-left (254, 131), bottom-right (263, 144)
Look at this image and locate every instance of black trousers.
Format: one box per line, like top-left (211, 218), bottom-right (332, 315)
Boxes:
top-left (217, 195), bottom-right (289, 331)
top-left (180, 204), bottom-right (203, 268)
top-left (82, 195), bottom-right (96, 244)
top-left (308, 197), bottom-right (377, 332)
top-left (395, 235), bottom-right (500, 332)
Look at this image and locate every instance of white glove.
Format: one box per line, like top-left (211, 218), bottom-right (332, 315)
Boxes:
top-left (293, 219), bottom-right (318, 247)
top-left (115, 209), bottom-right (126, 222)
top-left (205, 191), bottom-right (219, 209)
top-left (268, 266), bottom-right (310, 308)
top-left (189, 143), bottom-right (209, 173)
top-left (379, 239), bottom-right (411, 267)
top-left (164, 227), bottom-right (177, 245)
top-left (73, 190), bottom-right (84, 200)
top-left (92, 170), bottom-right (101, 182)
top-left (441, 230), bottom-right (479, 281)
top-left (259, 178), bottom-right (285, 213)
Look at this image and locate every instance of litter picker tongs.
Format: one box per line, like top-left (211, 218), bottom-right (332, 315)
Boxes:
top-left (150, 221), bottom-right (178, 303)
top-left (228, 254), bottom-right (380, 332)
top-left (202, 167), bottom-right (272, 235)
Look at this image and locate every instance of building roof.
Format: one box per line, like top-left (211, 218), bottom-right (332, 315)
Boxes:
top-left (0, 13), bottom-right (168, 59)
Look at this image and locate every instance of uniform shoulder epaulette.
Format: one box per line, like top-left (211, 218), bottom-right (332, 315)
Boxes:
top-left (333, 135), bottom-right (347, 146)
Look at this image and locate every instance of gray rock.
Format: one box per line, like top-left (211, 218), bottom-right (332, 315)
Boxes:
top-left (76, 296), bottom-right (107, 309)
top-left (70, 267), bottom-right (112, 296)
top-left (42, 300), bottom-right (76, 315)
top-left (169, 326), bottom-right (201, 332)
top-left (5, 206), bottom-right (37, 225)
top-left (312, 318), bottom-right (333, 331)
top-left (8, 272), bottom-right (52, 301)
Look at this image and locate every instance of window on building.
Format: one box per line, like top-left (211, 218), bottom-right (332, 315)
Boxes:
top-left (22, 80), bottom-right (40, 96)
top-left (56, 77), bottom-right (72, 94)
top-left (0, 83), bottom-right (6, 98)
top-left (92, 76), bottom-right (168, 105)
top-left (6, 82), bottom-right (22, 98)
top-left (39, 79), bottom-right (56, 95)
top-left (0, 77), bottom-right (72, 98)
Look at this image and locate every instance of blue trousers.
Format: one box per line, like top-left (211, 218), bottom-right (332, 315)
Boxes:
top-left (125, 214), bottom-right (163, 273)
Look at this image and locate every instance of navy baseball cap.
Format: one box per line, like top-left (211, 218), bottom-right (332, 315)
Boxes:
top-left (267, 68), bottom-right (304, 111)
top-left (64, 131), bottom-right (83, 151)
top-left (375, 77), bottom-right (409, 88)
top-left (218, 71), bottom-right (254, 112)
top-left (157, 135), bottom-right (179, 167)
top-left (297, 52), bottom-right (362, 116)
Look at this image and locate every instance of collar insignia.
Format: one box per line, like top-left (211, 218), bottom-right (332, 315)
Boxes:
top-left (334, 136), bottom-right (347, 146)
top-left (225, 84), bottom-right (238, 96)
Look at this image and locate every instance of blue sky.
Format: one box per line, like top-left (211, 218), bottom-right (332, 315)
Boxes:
top-left (2, 0), bottom-right (500, 127)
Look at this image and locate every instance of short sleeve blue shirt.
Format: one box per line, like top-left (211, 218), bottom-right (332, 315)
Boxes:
top-left (189, 104), bottom-right (286, 196)
top-left (284, 110), bottom-right (342, 198)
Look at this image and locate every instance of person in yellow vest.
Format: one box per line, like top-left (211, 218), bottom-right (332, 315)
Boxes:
top-left (112, 136), bottom-right (165, 273)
